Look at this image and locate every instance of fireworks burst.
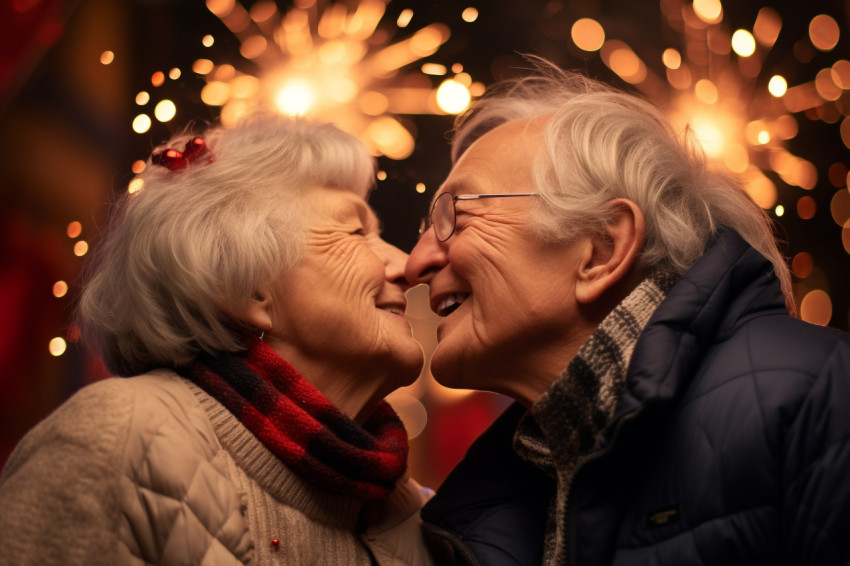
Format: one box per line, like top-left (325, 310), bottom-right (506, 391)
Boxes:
top-left (564, 0), bottom-right (850, 324)
top-left (193, 0), bottom-right (482, 159)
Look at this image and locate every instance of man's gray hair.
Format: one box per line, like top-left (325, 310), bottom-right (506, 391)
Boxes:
top-left (453, 57), bottom-right (793, 308)
top-left (78, 113), bottom-right (375, 376)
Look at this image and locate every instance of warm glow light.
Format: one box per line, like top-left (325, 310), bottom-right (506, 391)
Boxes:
top-left (193, 59), bottom-right (215, 75)
top-left (832, 188), bottom-right (850, 226)
top-left (743, 167), bottom-right (778, 209)
top-left (201, 81), bottom-right (231, 106)
top-left (397, 9), bottom-right (413, 28)
top-left (132, 114), bottom-right (152, 133)
top-left (231, 75), bottom-right (259, 98)
top-left (206, 0), bottom-right (234, 18)
top-left (843, 220), bottom-right (850, 255)
top-left (131, 160), bottom-right (145, 174)
top-left (792, 252), bottom-right (814, 278)
top-left (376, 170), bottom-right (387, 181)
top-left (757, 130), bottom-right (771, 144)
top-left (731, 29), bottom-right (756, 57)
top-left (694, 79), bottom-right (718, 104)
top-left (49, 337), bottom-right (67, 357)
top-left (416, 182), bottom-right (426, 193)
top-left (462, 7), bottom-right (478, 23)
top-left (73, 241), bottom-right (89, 257)
top-left (151, 71), bottom-right (165, 87)
top-left (572, 18), bottom-right (605, 52)
top-left (422, 63), bottom-right (447, 75)
top-left (775, 204), bottom-right (785, 216)
top-left (831, 60), bottom-right (850, 89)
top-left (809, 14), bottom-right (840, 52)
top-left (276, 79), bottom-right (316, 115)
top-left (753, 7), bottom-right (781, 47)
top-left (154, 99), bottom-right (177, 122)
top-left (815, 68), bottom-right (842, 101)
top-left (800, 290), bottom-right (832, 326)
top-left (436, 79), bottom-right (471, 114)
top-left (240, 35), bottom-right (267, 59)
top-left (202, 34), bottom-right (215, 47)
top-left (100, 50), bottom-right (114, 65)
top-left (386, 393), bottom-right (427, 439)
top-left (128, 178), bottom-right (144, 194)
top-left (66, 221), bottom-right (82, 238)
top-left (662, 48), bottom-right (682, 69)
top-left (768, 75), bottom-right (787, 97)
top-left (366, 116), bottom-right (414, 159)
top-left (198, 0), bottom-right (469, 159)
top-left (692, 0), bottom-right (722, 24)
top-left (724, 143), bottom-right (749, 173)
top-left (602, 41), bottom-right (646, 84)
top-left (250, 0), bottom-right (276, 23)
top-left (689, 116), bottom-right (724, 157)
top-left (797, 195), bottom-right (816, 219)
top-left (53, 281), bottom-right (69, 298)
top-left (454, 72), bottom-right (472, 86)
top-left (135, 91), bottom-right (150, 105)
top-left (359, 91), bottom-right (389, 115)
top-left (168, 68), bottom-right (181, 80)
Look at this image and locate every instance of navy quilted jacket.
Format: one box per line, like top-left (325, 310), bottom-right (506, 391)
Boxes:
top-left (422, 230), bottom-right (850, 565)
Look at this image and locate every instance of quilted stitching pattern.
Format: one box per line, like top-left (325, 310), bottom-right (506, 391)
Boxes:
top-left (116, 374), bottom-right (252, 565)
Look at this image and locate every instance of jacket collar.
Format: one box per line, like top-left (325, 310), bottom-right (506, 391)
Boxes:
top-left (616, 229), bottom-right (787, 418)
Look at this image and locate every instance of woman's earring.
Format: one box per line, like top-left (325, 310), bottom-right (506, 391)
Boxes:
top-left (259, 323), bottom-right (271, 341)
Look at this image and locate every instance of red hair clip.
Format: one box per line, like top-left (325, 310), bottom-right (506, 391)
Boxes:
top-left (151, 137), bottom-right (213, 170)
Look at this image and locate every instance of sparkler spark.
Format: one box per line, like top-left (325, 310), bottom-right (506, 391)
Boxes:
top-left (565, 0), bottom-right (849, 324)
top-left (198, 0), bottom-right (479, 159)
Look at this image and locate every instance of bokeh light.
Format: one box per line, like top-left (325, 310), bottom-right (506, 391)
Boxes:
top-left (48, 338), bottom-right (67, 357)
top-left (52, 281), bottom-right (69, 298)
top-left (800, 289), bottom-right (833, 326)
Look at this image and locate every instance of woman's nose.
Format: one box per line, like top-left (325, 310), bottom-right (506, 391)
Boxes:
top-left (405, 227), bottom-right (448, 285)
top-left (381, 240), bottom-right (411, 287)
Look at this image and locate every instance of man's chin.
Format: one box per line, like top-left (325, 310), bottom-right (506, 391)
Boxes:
top-left (429, 343), bottom-right (476, 391)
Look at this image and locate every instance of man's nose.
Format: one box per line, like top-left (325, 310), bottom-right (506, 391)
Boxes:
top-left (405, 227), bottom-right (448, 285)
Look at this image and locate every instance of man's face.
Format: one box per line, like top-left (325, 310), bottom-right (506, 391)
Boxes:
top-left (405, 118), bottom-right (593, 405)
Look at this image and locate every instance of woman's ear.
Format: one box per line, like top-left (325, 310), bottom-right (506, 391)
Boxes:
top-left (241, 288), bottom-right (273, 333)
top-left (575, 199), bottom-right (645, 304)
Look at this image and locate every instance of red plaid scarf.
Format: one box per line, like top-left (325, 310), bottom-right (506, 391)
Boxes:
top-left (184, 337), bottom-right (409, 500)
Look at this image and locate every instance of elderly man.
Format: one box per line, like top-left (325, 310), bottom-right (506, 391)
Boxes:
top-left (406, 61), bottom-right (850, 565)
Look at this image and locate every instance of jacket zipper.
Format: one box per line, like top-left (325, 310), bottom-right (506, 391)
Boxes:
top-left (563, 405), bottom-right (646, 566)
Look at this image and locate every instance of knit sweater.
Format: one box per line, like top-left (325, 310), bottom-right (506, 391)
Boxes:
top-left (0, 371), bottom-right (434, 565)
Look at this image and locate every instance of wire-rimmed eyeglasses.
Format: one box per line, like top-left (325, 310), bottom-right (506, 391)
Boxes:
top-left (419, 192), bottom-right (540, 242)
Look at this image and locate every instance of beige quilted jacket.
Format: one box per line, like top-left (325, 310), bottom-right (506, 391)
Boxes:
top-left (0, 371), bottom-right (434, 566)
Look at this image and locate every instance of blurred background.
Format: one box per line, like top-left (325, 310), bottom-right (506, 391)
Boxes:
top-left (1, 0), bottom-right (848, 489)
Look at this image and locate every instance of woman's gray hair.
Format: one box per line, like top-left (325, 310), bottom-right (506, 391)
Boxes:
top-left (78, 112), bottom-right (375, 376)
top-left (453, 57), bottom-right (793, 309)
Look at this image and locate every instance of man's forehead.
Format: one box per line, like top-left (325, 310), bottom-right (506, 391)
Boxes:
top-left (432, 117), bottom-right (545, 201)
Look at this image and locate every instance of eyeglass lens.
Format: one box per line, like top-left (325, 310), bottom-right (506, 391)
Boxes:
top-left (433, 192), bottom-right (455, 241)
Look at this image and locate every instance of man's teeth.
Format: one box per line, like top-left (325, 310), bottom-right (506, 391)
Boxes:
top-left (437, 293), bottom-right (469, 317)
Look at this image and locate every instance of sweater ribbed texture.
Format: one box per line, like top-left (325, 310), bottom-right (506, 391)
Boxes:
top-left (189, 382), bottom-right (378, 564)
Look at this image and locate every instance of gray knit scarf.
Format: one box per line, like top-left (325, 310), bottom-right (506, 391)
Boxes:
top-left (514, 268), bottom-right (679, 565)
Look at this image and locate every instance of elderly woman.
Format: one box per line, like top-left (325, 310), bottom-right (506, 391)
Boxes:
top-left (406, 60), bottom-right (850, 565)
top-left (0, 114), bottom-right (433, 565)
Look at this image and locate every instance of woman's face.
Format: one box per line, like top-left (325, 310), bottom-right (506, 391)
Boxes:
top-left (264, 187), bottom-right (423, 418)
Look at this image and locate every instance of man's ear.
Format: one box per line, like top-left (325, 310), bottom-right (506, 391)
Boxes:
top-left (575, 198), bottom-right (645, 304)
top-left (240, 288), bottom-right (273, 333)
